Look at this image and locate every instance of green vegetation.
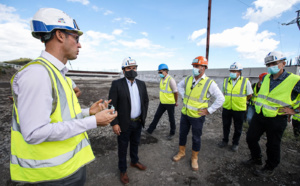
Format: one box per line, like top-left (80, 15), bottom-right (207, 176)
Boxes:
top-left (2, 58), bottom-right (32, 66)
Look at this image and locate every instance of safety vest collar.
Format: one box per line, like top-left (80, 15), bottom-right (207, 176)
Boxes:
top-left (160, 76), bottom-right (173, 93)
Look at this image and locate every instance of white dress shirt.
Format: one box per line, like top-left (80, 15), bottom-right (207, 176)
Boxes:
top-left (178, 74), bottom-right (225, 114)
top-left (126, 78), bottom-right (141, 118)
top-left (12, 50), bottom-right (96, 144)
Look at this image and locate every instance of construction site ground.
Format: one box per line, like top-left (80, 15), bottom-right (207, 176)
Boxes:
top-left (0, 72), bottom-right (299, 185)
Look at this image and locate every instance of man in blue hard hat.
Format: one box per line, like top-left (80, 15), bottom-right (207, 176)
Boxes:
top-left (145, 64), bottom-right (178, 140)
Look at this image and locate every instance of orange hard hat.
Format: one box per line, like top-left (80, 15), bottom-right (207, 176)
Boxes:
top-left (191, 56), bottom-right (208, 68)
top-left (259, 72), bottom-right (268, 81)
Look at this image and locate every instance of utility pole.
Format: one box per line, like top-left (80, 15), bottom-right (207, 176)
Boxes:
top-left (206, 0), bottom-right (212, 61)
top-left (297, 10), bottom-right (300, 30)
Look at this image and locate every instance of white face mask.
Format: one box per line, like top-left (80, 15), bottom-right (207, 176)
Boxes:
top-left (193, 68), bottom-right (200, 76)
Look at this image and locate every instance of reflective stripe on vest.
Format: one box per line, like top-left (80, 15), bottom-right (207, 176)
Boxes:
top-left (181, 76), bottom-right (213, 118)
top-left (223, 76), bottom-right (248, 111)
top-left (10, 58), bottom-right (94, 183)
top-left (159, 75), bottom-right (175, 104)
top-left (293, 114), bottom-right (300, 121)
top-left (255, 73), bottom-right (300, 117)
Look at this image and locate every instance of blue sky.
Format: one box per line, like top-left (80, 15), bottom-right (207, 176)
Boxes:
top-left (0, 0), bottom-right (300, 71)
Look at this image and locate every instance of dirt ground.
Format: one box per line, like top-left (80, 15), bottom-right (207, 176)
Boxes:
top-left (0, 74), bottom-right (300, 186)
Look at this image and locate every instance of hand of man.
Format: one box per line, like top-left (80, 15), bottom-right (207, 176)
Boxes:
top-left (112, 124), bottom-right (121, 136)
top-left (278, 107), bottom-right (296, 115)
top-left (89, 99), bottom-right (111, 115)
top-left (95, 109), bottom-right (117, 126)
top-left (198, 108), bottom-right (209, 116)
top-left (175, 103), bottom-right (178, 107)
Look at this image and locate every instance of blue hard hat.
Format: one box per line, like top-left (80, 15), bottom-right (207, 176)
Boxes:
top-left (158, 64), bottom-right (168, 71)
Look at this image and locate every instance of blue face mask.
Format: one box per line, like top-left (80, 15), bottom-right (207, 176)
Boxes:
top-left (159, 74), bottom-right (165, 78)
top-left (193, 68), bottom-right (200, 76)
top-left (268, 65), bottom-right (280, 74)
top-left (230, 73), bottom-right (237, 79)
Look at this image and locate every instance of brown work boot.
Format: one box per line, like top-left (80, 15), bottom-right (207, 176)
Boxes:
top-left (120, 172), bottom-right (129, 185)
top-left (191, 150), bottom-right (199, 171)
top-left (173, 145), bottom-right (186, 162)
top-left (130, 162), bottom-right (147, 170)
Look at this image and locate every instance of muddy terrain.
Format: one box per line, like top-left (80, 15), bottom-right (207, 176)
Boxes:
top-left (0, 73), bottom-right (299, 186)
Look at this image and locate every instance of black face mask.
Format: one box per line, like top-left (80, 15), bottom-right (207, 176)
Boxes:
top-left (125, 70), bottom-right (137, 80)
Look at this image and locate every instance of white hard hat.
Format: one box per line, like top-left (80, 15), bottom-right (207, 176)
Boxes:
top-left (229, 62), bottom-right (243, 71)
top-left (122, 57), bottom-right (138, 69)
top-left (264, 51), bottom-right (286, 65)
top-left (30, 8), bottom-right (82, 40)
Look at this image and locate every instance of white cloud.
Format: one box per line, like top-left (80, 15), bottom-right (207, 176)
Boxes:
top-left (0, 4), bottom-right (23, 23)
top-left (104, 10), bottom-right (113, 16)
top-left (112, 29), bottom-right (123, 35)
top-left (113, 17), bottom-right (137, 25)
top-left (82, 30), bottom-right (115, 46)
top-left (118, 38), bottom-right (162, 49)
top-left (67, 0), bottom-right (89, 5)
top-left (243, 0), bottom-right (300, 24)
top-left (92, 5), bottom-right (99, 12)
top-left (197, 22), bottom-right (279, 62)
top-left (188, 28), bottom-right (206, 41)
top-left (141, 32), bottom-right (148, 37)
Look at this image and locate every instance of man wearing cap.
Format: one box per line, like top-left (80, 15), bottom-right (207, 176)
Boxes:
top-left (10, 8), bottom-right (117, 185)
top-left (109, 57), bottom-right (149, 185)
top-left (247, 72), bottom-right (268, 125)
top-left (145, 64), bottom-right (178, 140)
top-left (243, 51), bottom-right (300, 177)
top-left (173, 56), bottom-right (224, 171)
top-left (218, 62), bottom-right (253, 152)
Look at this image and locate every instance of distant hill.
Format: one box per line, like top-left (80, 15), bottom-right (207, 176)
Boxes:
top-left (2, 58), bottom-right (32, 66)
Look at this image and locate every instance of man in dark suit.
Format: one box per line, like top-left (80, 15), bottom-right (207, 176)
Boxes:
top-left (109, 57), bottom-right (149, 185)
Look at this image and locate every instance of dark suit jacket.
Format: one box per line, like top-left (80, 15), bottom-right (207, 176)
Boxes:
top-left (109, 77), bottom-right (149, 132)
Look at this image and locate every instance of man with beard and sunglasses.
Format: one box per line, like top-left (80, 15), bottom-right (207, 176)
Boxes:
top-left (109, 57), bottom-right (149, 185)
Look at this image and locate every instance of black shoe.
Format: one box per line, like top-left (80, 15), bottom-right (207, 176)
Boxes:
top-left (166, 134), bottom-right (174, 140)
top-left (217, 141), bottom-right (228, 148)
top-left (231, 145), bottom-right (238, 152)
top-left (242, 157), bottom-right (263, 167)
top-left (253, 165), bottom-right (275, 177)
top-left (143, 129), bottom-right (152, 135)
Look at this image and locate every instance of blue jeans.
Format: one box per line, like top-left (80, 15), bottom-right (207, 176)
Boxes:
top-left (147, 103), bottom-right (176, 135)
top-left (247, 105), bottom-right (255, 125)
top-left (179, 113), bottom-right (205, 151)
top-left (117, 120), bottom-right (142, 173)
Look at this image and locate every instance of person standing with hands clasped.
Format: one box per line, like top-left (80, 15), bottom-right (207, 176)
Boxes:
top-left (109, 57), bottom-right (149, 185)
top-left (10, 8), bottom-right (117, 185)
top-left (218, 62), bottom-right (253, 152)
top-left (243, 51), bottom-right (300, 177)
top-left (145, 64), bottom-right (178, 140)
top-left (173, 56), bottom-right (224, 171)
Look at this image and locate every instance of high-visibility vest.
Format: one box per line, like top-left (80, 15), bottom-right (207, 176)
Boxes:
top-left (10, 57), bottom-right (95, 183)
top-left (255, 73), bottom-right (300, 117)
top-left (160, 75), bottom-right (175, 104)
top-left (223, 76), bottom-right (248, 111)
top-left (250, 83), bottom-right (258, 106)
top-left (293, 113), bottom-right (300, 121)
top-left (181, 76), bottom-right (213, 118)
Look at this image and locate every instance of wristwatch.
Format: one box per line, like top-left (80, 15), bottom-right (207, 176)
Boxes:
top-left (294, 108), bottom-right (300, 114)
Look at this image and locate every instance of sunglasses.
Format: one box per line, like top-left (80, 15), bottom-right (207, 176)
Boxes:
top-left (61, 30), bottom-right (80, 43)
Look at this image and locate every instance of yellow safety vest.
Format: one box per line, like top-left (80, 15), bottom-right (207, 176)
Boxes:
top-left (160, 75), bottom-right (175, 104)
top-left (293, 113), bottom-right (300, 121)
top-left (181, 76), bottom-right (213, 118)
top-left (250, 83), bottom-right (258, 106)
top-left (255, 73), bottom-right (300, 117)
top-left (10, 57), bottom-right (95, 183)
top-left (223, 76), bottom-right (248, 111)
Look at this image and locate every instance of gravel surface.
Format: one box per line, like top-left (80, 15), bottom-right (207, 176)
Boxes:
top-left (0, 75), bottom-right (299, 186)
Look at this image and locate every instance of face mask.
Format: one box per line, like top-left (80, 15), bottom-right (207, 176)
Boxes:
top-left (125, 70), bottom-right (137, 80)
top-left (230, 73), bottom-right (237, 79)
top-left (193, 68), bottom-right (200, 76)
top-left (268, 65), bottom-right (280, 75)
top-left (159, 74), bottom-right (165, 78)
